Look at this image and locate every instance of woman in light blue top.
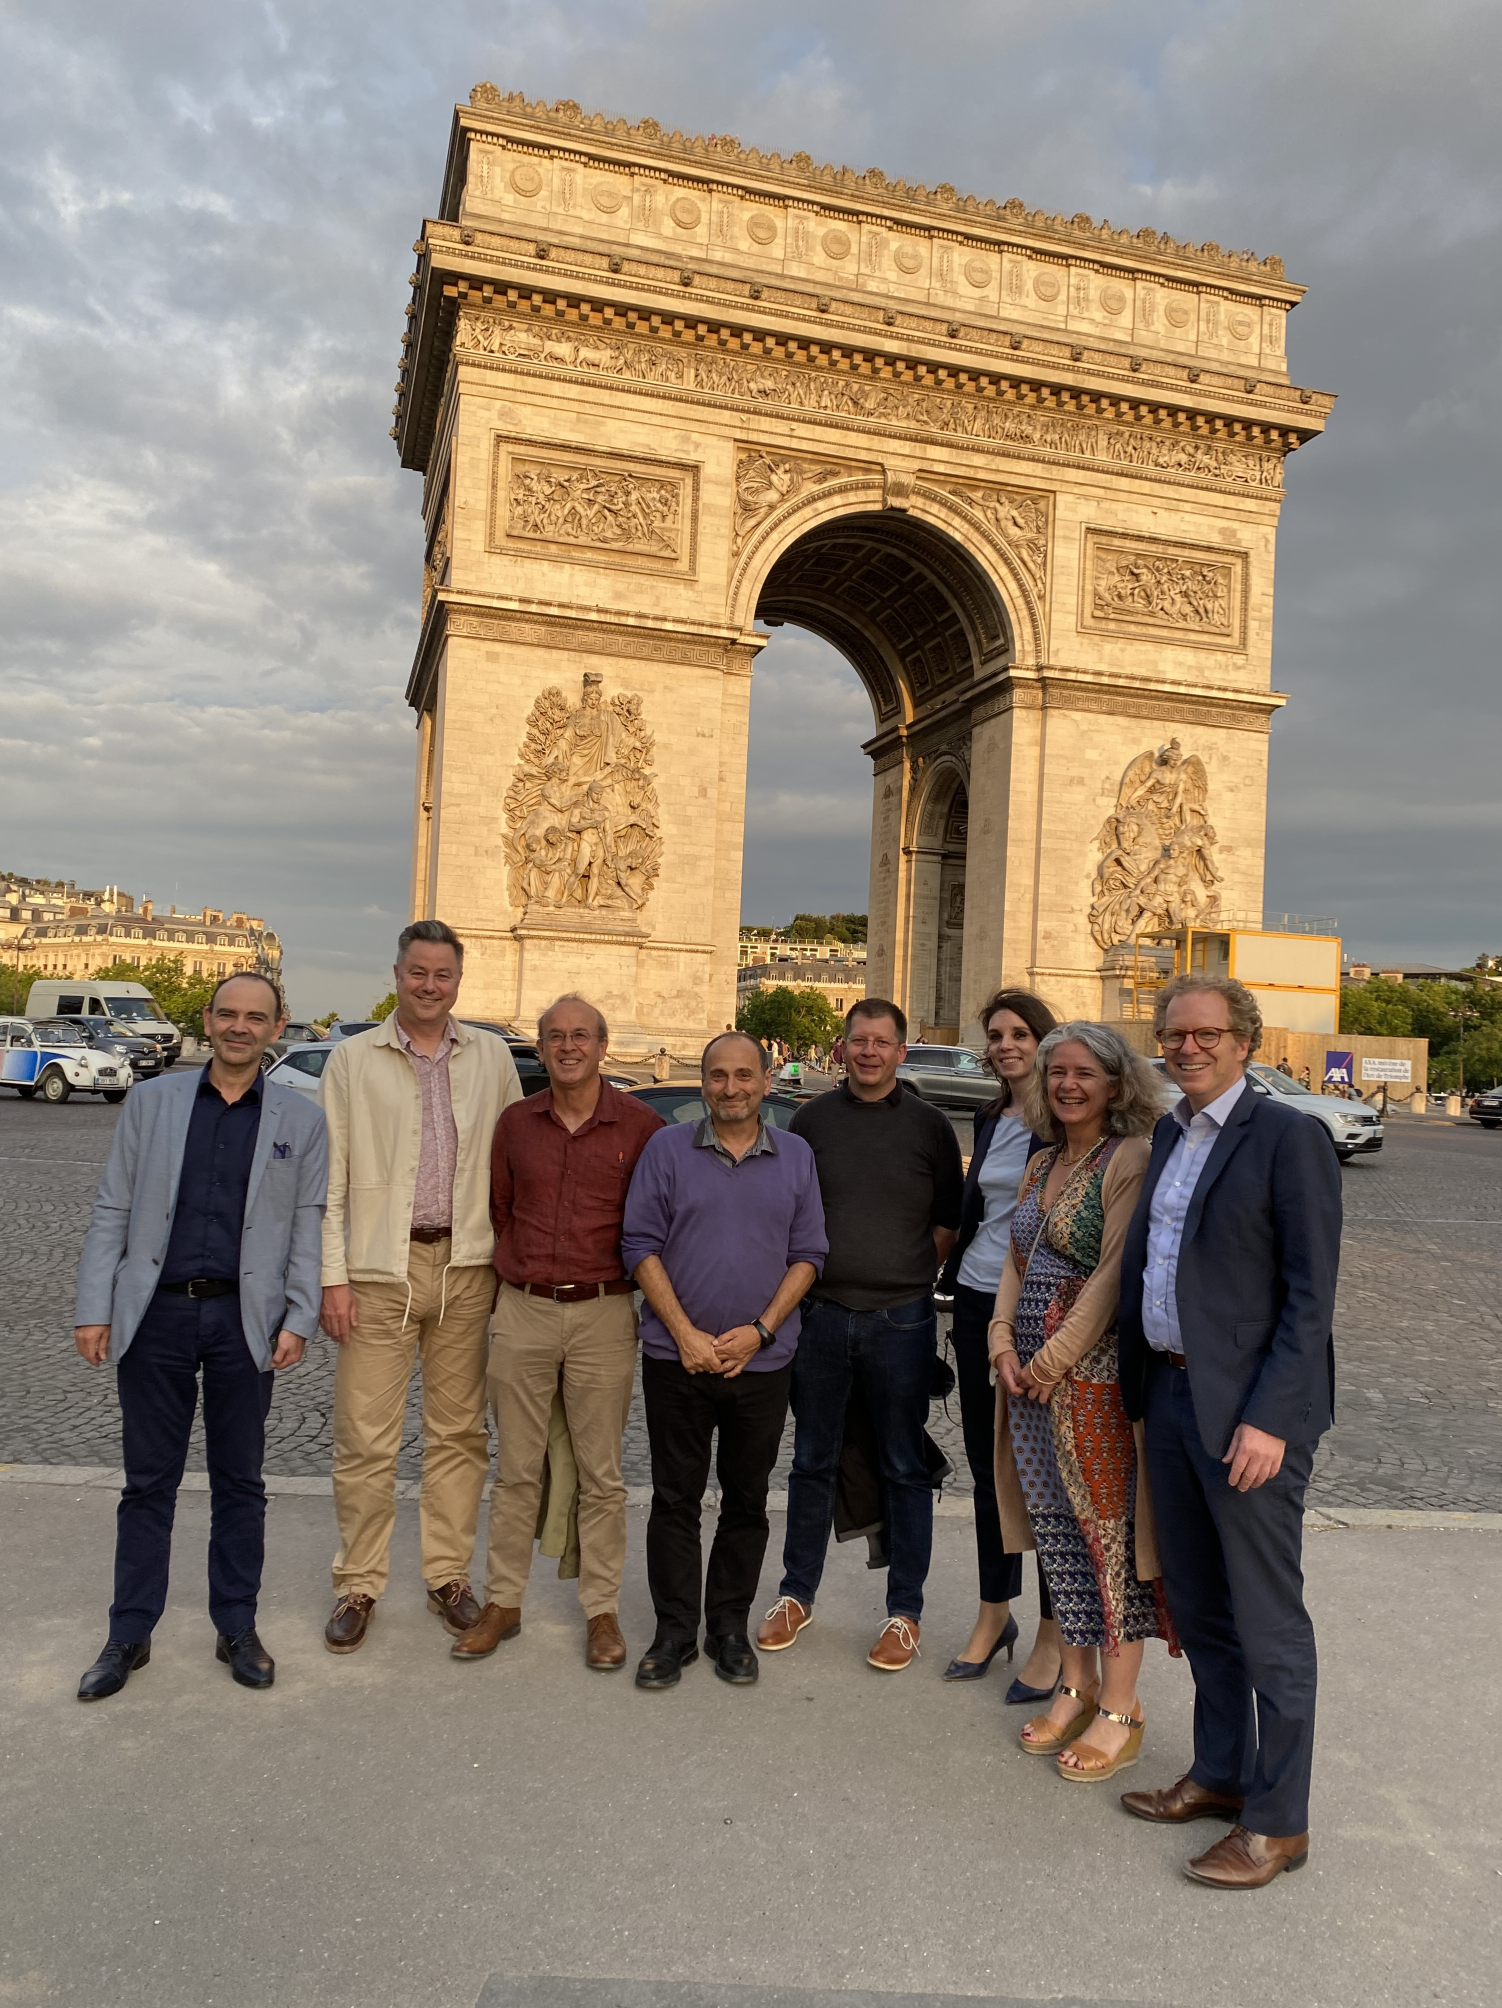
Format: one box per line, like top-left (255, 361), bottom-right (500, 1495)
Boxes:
top-left (938, 989), bottom-right (1062, 1699)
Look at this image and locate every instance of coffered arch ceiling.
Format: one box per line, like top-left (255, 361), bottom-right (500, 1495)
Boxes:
top-left (754, 512), bottom-right (1012, 729)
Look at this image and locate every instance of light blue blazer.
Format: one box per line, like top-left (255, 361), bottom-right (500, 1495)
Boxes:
top-left (74, 1067), bottom-right (329, 1369)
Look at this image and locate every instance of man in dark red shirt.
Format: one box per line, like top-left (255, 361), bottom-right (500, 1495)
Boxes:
top-left (451, 993), bottom-right (663, 1670)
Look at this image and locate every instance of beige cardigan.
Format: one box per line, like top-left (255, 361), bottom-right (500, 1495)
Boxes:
top-left (987, 1136), bottom-right (1162, 1581)
top-left (319, 1016), bottom-right (522, 1285)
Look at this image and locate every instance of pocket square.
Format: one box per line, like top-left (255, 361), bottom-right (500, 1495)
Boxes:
top-left (272, 1141), bottom-right (292, 1159)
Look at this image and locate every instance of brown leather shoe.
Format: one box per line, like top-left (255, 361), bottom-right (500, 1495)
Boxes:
top-left (756, 1596), bottom-right (811, 1651)
top-left (585, 1612), bottom-right (627, 1670)
top-left (1121, 1773), bottom-right (1246, 1824)
top-left (1184, 1825), bottom-right (1310, 1888)
top-left (324, 1593), bottom-right (375, 1654)
top-left (867, 1615), bottom-right (921, 1671)
top-left (427, 1579), bottom-right (482, 1636)
top-left (450, 1603), bottom-right (521, 1659)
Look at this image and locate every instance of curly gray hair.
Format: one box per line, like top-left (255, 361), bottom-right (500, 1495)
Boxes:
top-left (1022, 1021), bottom-right (1164, 1143)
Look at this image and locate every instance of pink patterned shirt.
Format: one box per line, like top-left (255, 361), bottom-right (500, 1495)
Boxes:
top-left (394, 1017), bottom-right (458, 1232)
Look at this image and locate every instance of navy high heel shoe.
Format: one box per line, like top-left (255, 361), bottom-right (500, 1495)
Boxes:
top-left (942, 1613), bottom-right (1019, 1681)
top-left (1005, 1658), bottom-right (1063, 1705)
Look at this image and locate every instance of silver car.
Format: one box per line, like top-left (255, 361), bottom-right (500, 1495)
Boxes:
top-left (895, 1043), bottom-right (995, 1110)
top-left (1150, 1057), bottom-right (1383, 1160)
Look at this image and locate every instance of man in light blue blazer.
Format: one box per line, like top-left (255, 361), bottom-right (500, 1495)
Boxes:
top-left (73, 973), bottom-right (327, 1700)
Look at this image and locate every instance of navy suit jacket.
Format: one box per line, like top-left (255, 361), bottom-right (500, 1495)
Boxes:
top-left (1117, 1080), bottom-right (1342, 1457)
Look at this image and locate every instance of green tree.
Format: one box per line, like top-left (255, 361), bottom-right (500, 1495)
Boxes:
top-left (736, 985), bottom-right (843, 1053)
top-left (0, 964), bottom-right (45, 1017)
top-left (1339, 977), bottom-right (1413, 1037)
top-left (369, 992), bottom-right (398, 1021)
top-left (785, 911), bottom-right (867, 945)
top-left (88, 956), bottom-right (219, 1036)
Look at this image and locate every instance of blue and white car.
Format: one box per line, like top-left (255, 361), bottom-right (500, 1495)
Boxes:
top-left (1, 1020), bottom-right (133, 1103)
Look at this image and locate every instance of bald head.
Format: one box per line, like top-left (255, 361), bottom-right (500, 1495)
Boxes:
top-left (701, 1030), bottom-right (769, 1078)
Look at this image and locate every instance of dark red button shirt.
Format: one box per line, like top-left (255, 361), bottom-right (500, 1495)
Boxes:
top-left (490, 1080), bottom-right (666, 1286)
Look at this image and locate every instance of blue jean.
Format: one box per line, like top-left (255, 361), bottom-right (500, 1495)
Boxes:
top-left (779, 1294), bottom-right (937, 1620)
top-left (110, 1293), bottom-right (274, 1643)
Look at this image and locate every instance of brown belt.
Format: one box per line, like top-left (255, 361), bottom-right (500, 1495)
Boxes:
top-left (514, 1278), bottom-right (635, 1303)
top-left (1164, 1350), bottom-right (1187, 1370)
top-left (409, 1226), bottom-right (452, 1245)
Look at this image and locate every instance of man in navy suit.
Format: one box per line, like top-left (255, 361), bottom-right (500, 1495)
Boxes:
top-left (1117, 973), bottom-right (1341, 1888)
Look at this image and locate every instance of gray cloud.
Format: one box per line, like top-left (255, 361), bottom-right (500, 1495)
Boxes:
top-left (2, 0), bottom-right (1497, 1011)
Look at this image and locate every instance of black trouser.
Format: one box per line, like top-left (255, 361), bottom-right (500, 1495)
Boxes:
top-left (641, 1353), bottom-right (793, 1643)
top-left (1144, 1354), bottom-right (1317, 1836)
top-left (950, 1283), bottom-right (1052, 1618)
top-left (110, 1292), bottom-right (274, 1644)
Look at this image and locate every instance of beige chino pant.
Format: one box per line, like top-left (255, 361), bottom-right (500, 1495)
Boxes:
top-left (331, 1243), bottom-right (495, 1599)
top-left (483, 1282), bottom-right (637, 1618)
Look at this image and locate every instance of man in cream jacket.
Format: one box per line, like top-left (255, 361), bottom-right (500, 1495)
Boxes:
top-left (320, 921), bottom-right (521, 1653)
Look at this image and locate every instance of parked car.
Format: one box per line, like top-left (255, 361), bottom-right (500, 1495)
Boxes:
top-left (1469, 1086), bottom-right (1502, 1130)
top-left (323, 1020), bottom-right (381, 1042)
top-left (267, 1025), bottom-right (553, 1100)
top-left (263, 1043), bottom-right (331, 1102)
top-left (627, 1083), bottom-right (805, 1129)
top-left (35, 1015), bottom-right (163, 1080)
top-left (1148, 1057), bottom-right (1383, 1160)
top-left (0, 1020), bottom-right (133, 1102)
top-left (269, 1021), bottom-right (327, 1058)
top-left (895, 1043), bottom-right (995, 1110)
top-left (24, 978), bottom-right (183, 1065)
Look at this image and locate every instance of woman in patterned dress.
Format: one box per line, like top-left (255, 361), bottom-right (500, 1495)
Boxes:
top-left (988, 1022), bottom-right (1174, 1782)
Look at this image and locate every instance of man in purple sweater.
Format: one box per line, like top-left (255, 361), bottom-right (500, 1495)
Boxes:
top-left (622, 1032), bottom-right (827, 1689)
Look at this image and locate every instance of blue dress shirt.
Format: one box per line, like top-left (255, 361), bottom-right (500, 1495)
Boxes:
top-left (159, 1066), bottom-right (264, 1284)
top-left (1141, 1075), bottom-right (1250, 1353)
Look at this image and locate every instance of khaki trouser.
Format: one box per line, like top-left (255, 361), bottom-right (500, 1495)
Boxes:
top-left (483, 1282), bottom-right (637, 1617)
top-left (331, 1243), bottom-right (495, 1599)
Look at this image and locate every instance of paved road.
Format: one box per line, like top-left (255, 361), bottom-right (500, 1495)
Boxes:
top-left (2, 1094), bottom-right (1497, 1511)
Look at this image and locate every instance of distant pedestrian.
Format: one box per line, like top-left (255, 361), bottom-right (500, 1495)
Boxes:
top-left (1117, 973), bottom-right (1341, 1888)
top-left (624, 1032), bottom-right (826, 1689)
top-left (73, 974), bottom-right (327, 1699)
top-left (1298, 1065), bottom-right (1312, 1090)
top-left (758, 999), bottom-right (963, 1671)
top-left (1276, 1058), bottom-right (1294, 1078)
top-left (319, 921), bottom-right (522, 1655)
top-left (938, 988), bottom-right (1060, 1696)
top-left (451, 995), bottom-right (663, 1669)
top-left (991, 1023), bottom-right (1169, 1779)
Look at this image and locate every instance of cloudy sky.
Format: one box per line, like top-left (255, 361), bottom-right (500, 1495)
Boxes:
top-left (3, 1), bottom-right (1497, 1012)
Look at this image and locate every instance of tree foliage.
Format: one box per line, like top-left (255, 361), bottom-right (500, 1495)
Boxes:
top-left (369, 992), bottom-right (398, 1021)
top-left (735, 985), bottom-right (843, 1052)
top-left (0, 964), bottom-right (45, 1018)
top-left (1339, 976), bottom-right (1413, 1037)
top-left (786, 911), bottom-right (867, 944)
top-left (1342, 970), bottom-right (1502, 1090)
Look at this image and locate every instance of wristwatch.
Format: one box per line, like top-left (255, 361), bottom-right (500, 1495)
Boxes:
top-left (753, 1318), bottom-right (776, 1349)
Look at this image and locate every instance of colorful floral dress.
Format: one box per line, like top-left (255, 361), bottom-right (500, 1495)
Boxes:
top-left (1006, 1140), bottom-right (1173, 1653)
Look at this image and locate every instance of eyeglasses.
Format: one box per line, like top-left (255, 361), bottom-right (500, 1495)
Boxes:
top-left (1159, 1027), bottom-right (1231, 1052)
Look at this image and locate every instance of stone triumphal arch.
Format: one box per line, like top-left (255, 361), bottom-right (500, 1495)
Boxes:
top-left (394, 88), bottom-right (1331, 1053)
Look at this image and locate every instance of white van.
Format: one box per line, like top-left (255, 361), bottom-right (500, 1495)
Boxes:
top-left (24, 979), bottom-right (182, 1065)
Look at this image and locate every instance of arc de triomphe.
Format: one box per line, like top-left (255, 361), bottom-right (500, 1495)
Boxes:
top-left (394, 88), bottom-right (1331, 1053)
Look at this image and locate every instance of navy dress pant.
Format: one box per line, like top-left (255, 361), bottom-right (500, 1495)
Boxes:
top-left (110, 1293), bottom-right (274, 1644)
top-left (1143, 1356), bottom-right (1318, 1836)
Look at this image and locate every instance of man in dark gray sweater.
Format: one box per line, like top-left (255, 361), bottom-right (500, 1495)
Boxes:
top-left (757, 999), bottom-right (963, 1671)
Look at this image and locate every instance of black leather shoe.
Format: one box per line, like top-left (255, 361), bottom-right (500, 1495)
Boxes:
top-left (705, 1632), bottom-right (759, 1685)
top-left (216, 1628), bottom-right (275, 1689)
top-left (634, 1634), bottom-right (699, 1690)
top-left (78, 1639), bottom-right (150, 1701)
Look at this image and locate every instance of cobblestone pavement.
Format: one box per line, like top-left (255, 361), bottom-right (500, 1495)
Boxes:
top-left (3, 1096), bottom-right (1498, 1511)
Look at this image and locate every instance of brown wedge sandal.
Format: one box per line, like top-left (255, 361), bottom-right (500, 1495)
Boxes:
top-left (1019, 1681), bottom-right (1099, 1755)
top-left (1056, 1703), bottom-right (1145, 1782)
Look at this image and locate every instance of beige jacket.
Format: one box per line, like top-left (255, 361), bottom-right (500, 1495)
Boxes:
top-left (319, 1016), bottom-right (522, 1285)
top-left (987, 1137), bottom-right (1163, 1581)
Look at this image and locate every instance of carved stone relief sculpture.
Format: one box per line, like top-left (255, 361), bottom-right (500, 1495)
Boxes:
top-left (504, 674), bottom-right (663, 921)
top-left (1088, 739), bottom-right (1223, 949)
top-left (935, 481), bottom-right (1051, 593)
top-left (731, 448), bottom-right (859, 552)
top-left (508, 456), bottom-right (682, 557)
top-left (1080, 529), bottom-right (1247, 649)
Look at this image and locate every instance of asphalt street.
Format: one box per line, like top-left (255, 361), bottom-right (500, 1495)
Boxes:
top-left (1, 1093), bottom-right (1498, 1512)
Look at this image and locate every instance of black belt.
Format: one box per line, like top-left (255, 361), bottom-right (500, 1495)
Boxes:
top-left (409, 1226), bottom-right (453, 1244)
top-left (159, 1278), bottom-right (239, 1299)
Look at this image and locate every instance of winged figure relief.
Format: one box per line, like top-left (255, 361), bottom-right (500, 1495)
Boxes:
top-left (1088, 739), bottom-right (1222, 950)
